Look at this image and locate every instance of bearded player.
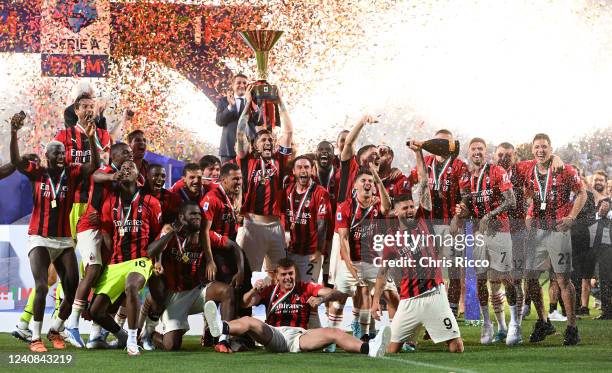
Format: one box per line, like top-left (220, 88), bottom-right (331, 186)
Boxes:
top-left (147, 201), bottom-right (236, 352)
top-left (452, 138), bottom-right (521, 346)
top-left (234, 85), bottom-right (293, 273)
top-left (10, 112), bottom-right (100, 352)
top-left (372, 191), bottom-right (464, 353)
top-left (203, 258), bottom-right (391, 356)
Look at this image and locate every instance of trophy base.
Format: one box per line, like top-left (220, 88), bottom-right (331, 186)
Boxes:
top-left (252, 81), bottom-right (279, 102)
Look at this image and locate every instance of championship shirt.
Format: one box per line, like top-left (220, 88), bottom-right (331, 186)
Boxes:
top-left (201, 185), bottom-right (238, 249)
top-left (161, 232), bottom-right (206, 292)
top-left (147, 188), bottom-right (181, 225)
top-left (410, 155), bottom-right (468, 225)
top-left (54, 125), bottom-right (111, 203)
top-left (100, 189), bottom-right (162, 264)
top-left (76, 164), bottom-right (116, 233)
top-left (525, 164), bottom-right (583, 231)
top-left (24, 163), bottom-right (83, 238)
top-left (283, 181), bottom-right (331, 255)
top-left (336, 197), bottom-right (384, 262)
top-left (258, 281), bottom-right (322, 329)
top-left (459, 163), bottom-right (513, 232)
top-left (383, 219), bottom-right (443, 300)
top-left (239, 150), bottom-right (291, 216)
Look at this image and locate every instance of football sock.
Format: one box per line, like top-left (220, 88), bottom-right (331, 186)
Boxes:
top-left (358, 310), bottom-right (370, 334)
top-left (481, 305), bottom-right (491, 324)
top-left (491, 289), bottom-right (507, 332)
top-left (127, 328), bottom-right (138, 345)
top-left (50, 316), bottom-right (65, 332)
top-left (327, 313), bottom-right (343, 328)
top-left (360, 342), bottom-right (369, 354)
top-left (31, 321), bottom-right (42, 341)
top-left (67, 299), bottom-right (86, 329)
top-left (115, 306), bottom-right (127, 328)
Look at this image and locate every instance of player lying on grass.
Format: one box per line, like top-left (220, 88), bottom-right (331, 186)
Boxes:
top-left (203, 257), bottom-right (391, 356)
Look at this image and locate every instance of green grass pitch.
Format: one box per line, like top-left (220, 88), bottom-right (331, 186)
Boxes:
top-left (1, 317), bottom-right (611, 373)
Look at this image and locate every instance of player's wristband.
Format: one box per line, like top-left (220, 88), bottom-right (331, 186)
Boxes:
top-left (278, 146), bottom-right (292, 155)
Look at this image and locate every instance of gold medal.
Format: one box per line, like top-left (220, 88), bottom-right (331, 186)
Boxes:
top-left (540, 202), bottom-right (546, 210)
top-left (182, 254), bottom-right (190, 263)
top-left (119, 227), bottom-right (125, 237)
top-left (51, 200), bottom-right (57, 209)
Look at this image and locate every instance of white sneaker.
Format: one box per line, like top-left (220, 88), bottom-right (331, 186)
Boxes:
top-left (548, 310), bottom-right (567, 322)
top-left (368, 326), bottom-right (391, 358)
top-left (127, 343), bottom-right (141, 356)
top-left (11, 325), bottom-right (32, 343)
top-left (86, 336), bottom-right (110, 349)
top-left (480, 322), bottom-right (494, 345)
top-left (521, 304), bottom-right (531, 320)
top-left (204, 301), bottom-right (223, 338)
top-left (506, 323), bottom-right (523, 346)
top-left (141, 332), bottom-right (155, 351)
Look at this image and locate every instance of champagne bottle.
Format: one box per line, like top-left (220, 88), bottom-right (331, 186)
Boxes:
top-left (407, 138), bottom-right (460, 158)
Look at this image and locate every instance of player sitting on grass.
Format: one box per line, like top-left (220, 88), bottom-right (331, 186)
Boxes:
top-left (203, 257), bottom-right (391, 356)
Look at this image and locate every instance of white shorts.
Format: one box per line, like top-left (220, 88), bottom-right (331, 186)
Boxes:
top-left (526, 229), bottom-right (573, 274)
top-left (28, 235), bottom-right (74, 262)
top-left (266, 325), bottom-right (307, 353)
top-left (327, 232), bottom-right (341, 285)
top-left (237, 218), bottom-right (286, 272)
top-left (76, 229), bottom-right (103, 267)
top-left (391, 285), bottom-right (461, 344)
top-left (288, 253), bottom-right (322, 283)
top-left (161, 284), bottom-right (209, 333)
top-left (334, 261), bottom-right (397, 297)
top-left (473, 232), bottom-right (513, 274)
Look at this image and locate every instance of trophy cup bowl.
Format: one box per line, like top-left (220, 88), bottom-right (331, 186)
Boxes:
top-left (239, 30), bottom-right (283, 102)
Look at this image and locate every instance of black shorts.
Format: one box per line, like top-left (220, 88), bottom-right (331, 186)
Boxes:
top-left (574, 247), bottom-right (597, 279)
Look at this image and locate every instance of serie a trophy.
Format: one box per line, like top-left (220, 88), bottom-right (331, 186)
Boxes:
top-left (239, 30), bottom-right (283, 130)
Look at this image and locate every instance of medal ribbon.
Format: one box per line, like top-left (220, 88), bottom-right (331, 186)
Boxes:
top-left (267, 285), bottom-right (295, 317)
top-left (350, 197), bottom-right (374, 231)
top-left (289, 180), bottom-right (315, 225)
top-left (48, 169), bottom-right (66, 202)
top-left (319, 166), bottom-right (334, 190)
top-left (118, 191), bottom-right (140, 233)
top-left (534, 164), bottom-right (552, 205)
top-left (218, 184), bottom-right (237, 222)
top-left (431, 157), bottom-right (452, 190)
top-left (175, 233), bottom-right (188, 260)
top-left (471, 163), bottom-right (488, 194)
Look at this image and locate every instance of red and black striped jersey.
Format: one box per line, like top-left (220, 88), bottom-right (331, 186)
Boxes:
top-left (258, 281), bottom-right (322, 329)
top-left (53, 125), bottom-right (111, 203)
top-left (100, 189), bottom-right (162, 264)
top-left (201, 185), bottom-right (238, 249)
top-left (313, 166), bottom-right (341, 215)
top-left (24, 163), bottom-right (83, 237)
top-left (161, 232), bottom-right (206, 292)
top-left (383, 172), bottom-right (413, 199)
top-left (135, 159), bottom-right (149, 188)
top-left (239, 150), bottom-right (291, 216)
top-left (459, 164), bottom-right (513, 232)
top-left (146, 188), bottom-right (181, 225)
top-left (76, 164), bottom-right (115, 233)
top-left (383, 219), bottom-right (443, 300)
top-left (506, 161), bottom-right (534, 231)
top-left (170, 179), bottom-right (214, 204)
top-left (524, 164), bottom-right (583, 231)
top-left (282, 182), bottom-right (331, 255)
top-left (338, 156), bottom-right (360, 204)
top-left (410, 155), bottom-right (468, 225)
top-left (336, 197), bottom-right (385, 262)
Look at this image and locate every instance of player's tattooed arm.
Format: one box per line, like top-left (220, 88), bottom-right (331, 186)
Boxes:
top-left (308, 288), bottom-right (348, 307)
top-left (315, 220), bottom-right (327, 259)
top-left (235, 85), bottom-right (253, 159)
top-left (277, 87), bottom-right (293, 149)
top-left (339, 227), bottom-right (360, 281)
top-left (370, 163), bottom-right (391, 215)
top-left (371, 266), bottom-right (389, 321)
top-left (411, 146), bottom-right (431, 210)
top-left (480, 189), bottom-right (515, 235)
